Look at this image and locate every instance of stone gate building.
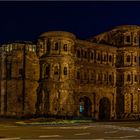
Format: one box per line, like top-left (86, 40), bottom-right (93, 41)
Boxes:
top-left (0, 25), bottom-right (140, 120)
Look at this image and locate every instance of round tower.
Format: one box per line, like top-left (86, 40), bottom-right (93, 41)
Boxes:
top-left (36, 31), bottom-right (76, 117)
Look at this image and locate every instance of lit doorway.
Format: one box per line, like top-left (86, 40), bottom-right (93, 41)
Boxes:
top-left (79, 96), bottom-right (92, 117)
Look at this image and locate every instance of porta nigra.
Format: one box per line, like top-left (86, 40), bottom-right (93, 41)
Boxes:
top-left (0, 25), bottom-right (140, 120)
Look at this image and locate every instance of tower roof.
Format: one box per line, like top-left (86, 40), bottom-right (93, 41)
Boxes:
top-left (39, 31), bottom-right (76, 39)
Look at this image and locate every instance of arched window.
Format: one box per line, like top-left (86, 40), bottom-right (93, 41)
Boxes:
top-left (41, 64), bottom-right (50, 78)
top-left (64, 67), bottom-right (67, 75)
top-left (135, 75), bottom-right (137, 82)
top-left (109, 55), bottom-right (112, 62)
top-left (91, 52), bottom-right (94, 60)
top-left (55, 42), bottom-right (59, 50)
top-left (109, 75), bottom-right (112, 82)
top-left (127, 74), bottom-right (131, 81)
top-left (63, 44), bottom-right (67, 51)
top-left (45, 65), bottom-right (50, 78)
top-left (77, 71), bottom-right (80, 79)
top-left (127, 55), bottom-right (131, 62)
top-left (54, 66), bottom-right (59, 75)
top-left (97, 53), bottom-right (101, 61)
top-left (77, 50), bottom-right (81, 58)
top-left (126, 36), bottom-right (130, 43)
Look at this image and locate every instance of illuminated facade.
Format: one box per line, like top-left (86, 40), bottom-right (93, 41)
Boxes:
top-left (0, 25), bottom-right (140, 120)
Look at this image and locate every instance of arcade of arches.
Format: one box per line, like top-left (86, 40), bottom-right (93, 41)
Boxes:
top-left (1, 26), bottom-right (140, 120)
top-left (78, 94), bottom-right (113, 120)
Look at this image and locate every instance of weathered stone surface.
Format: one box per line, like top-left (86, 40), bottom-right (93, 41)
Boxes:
top-left (0, 25), bottom-right (140, 120)
top-left (0, 42), bottom-right (39, 116)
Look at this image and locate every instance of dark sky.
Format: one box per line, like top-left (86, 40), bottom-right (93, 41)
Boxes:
top-left (1, 1), bottom-right (140, 44)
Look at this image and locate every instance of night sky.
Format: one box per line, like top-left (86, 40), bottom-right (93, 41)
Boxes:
top-left (1, 1), bottom-right (140, 44)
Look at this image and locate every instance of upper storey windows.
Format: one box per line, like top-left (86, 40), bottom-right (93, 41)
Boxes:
top-left (126, 36), bottom-right (130, 43)
top-left (124, 34), bottom-right (131, 45)
top-left (90, 52), bottom-right (94, 60)
top-left (117, 51), bottom-right (138, 67)
top-left (125, 53), bottom-right (138, 66)
top-left (84, 51), bottom-right (88, 59)
top-left (54, 42), bottom-right (59, 51)
top-left (77, 50), bottom-right (81, 58)
top-left (37, 31), bottom-right (76, 57)
top-left (123, 32), bottom-right (139, 46)
top-left (126, 55), bottom-right (131, 62)
top-left (97, 52), bottom-right (101, 61)
top-left (76, 47), bottom-right (115, 66)
top-left (89, 25), bottom-right (140, 47)
top-left (26, 45), bottom-right (36, 52)
top-left (102, 53), bottom-right (107, 62)
top-left (0, 43), bottom-right (36, 53)
top-left (109, 55), bottom-right (112, 62)
top-left (37, 38), bottom-right (74, 57)
top-left (54, 66), bottom-right (59, 75)
top-left (134, 37), bottom-right (137, 43)
top-left (63, 67), bottom-right (67, 75)
top-left (63, 44), bottom-right (68, 51)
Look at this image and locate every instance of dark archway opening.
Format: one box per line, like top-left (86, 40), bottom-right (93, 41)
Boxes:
top-left (99, 97), bottom-right (111, 120)
top-left (79, 96), bottom-right (92, 117)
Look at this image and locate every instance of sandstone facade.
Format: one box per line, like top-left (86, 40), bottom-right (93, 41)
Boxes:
top-left (0, 25), bottom-right (140, 120)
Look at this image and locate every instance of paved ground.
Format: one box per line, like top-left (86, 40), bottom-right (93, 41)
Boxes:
top-left (0, 120), bottom-right (140, 139)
